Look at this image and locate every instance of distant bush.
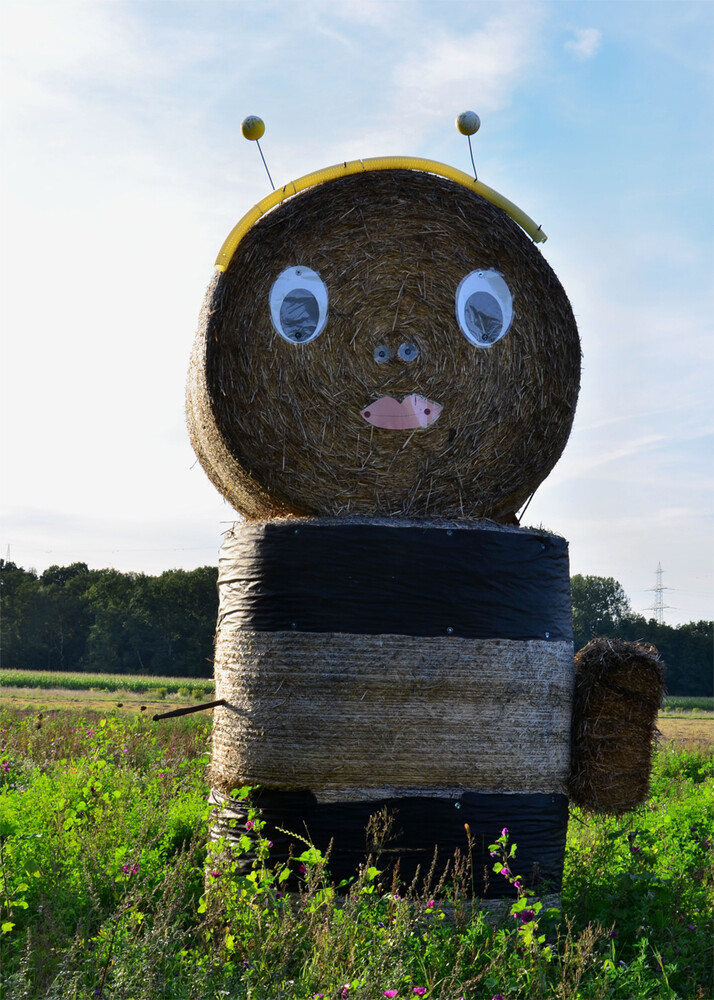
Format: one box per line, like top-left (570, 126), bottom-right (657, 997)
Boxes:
top-left (662, 696), bottom-right (714, 713)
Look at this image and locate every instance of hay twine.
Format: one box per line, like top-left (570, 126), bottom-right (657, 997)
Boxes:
top-left (209, 630), bottom-right (574, 798)
top-left (568, 638), bottom-right (665, 813)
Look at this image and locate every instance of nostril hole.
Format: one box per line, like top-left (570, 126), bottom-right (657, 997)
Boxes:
top-left (374, 345), bottom-right (391, 363)
top-left (398, 342), bottom-right (419, 362)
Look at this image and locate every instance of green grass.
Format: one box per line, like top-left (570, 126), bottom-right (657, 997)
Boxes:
top-left (0, 669), bottom-right (214, 696)
top-left (1, 707), bottom-right (712, 999)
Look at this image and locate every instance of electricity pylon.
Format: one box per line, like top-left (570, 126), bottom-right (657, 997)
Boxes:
top-left (644, 562), bottom-right (674, 624)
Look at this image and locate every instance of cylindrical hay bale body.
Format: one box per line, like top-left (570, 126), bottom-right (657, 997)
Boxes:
top-left (210, 518), bottom-right (574, 895)
top-left (569, 638), bottom-right (665, 813)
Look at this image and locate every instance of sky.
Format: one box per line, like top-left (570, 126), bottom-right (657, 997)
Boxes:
top-left (1, 0), bottom-right (712, 626)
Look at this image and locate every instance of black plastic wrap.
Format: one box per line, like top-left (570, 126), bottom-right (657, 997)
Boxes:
top-left (218, 522), bottom-right (572, 641)
top-left (214, 789), bottom-right (569, 896)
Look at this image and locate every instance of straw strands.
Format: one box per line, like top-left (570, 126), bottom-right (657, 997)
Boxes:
top-left (209, 629), bottom-right (574, 799)
top-left (187, 169), bottom-right (580, 520)
top-left (569, 638), bottom-right (665, 813)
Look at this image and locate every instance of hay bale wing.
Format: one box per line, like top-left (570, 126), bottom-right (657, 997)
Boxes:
top-left (568, 638), bottom-right (665, 813)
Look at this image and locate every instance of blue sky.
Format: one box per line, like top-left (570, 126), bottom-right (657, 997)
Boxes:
top-left (1, 0), bottom-right (712, 624)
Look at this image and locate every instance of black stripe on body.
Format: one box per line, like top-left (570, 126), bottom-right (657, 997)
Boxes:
top-left (211, 788), bottom-right (569, 896)
top-left (218, 522), bottom-right (572, 642)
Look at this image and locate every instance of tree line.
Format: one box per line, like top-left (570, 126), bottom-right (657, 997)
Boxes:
top-left (0, 561), bottom-right (711, 694)
top-left (0, 561), bottom-right (218, 678)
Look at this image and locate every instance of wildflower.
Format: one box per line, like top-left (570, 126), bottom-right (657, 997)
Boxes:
top-left (630, 845), bottom-right (642, 854)
top-left (491, 995), bottom-right (505, 1000)
top-left (312, 994), bottom-right (324, 999)
top-left (121, 864), bottom-right (140, 875)
top-left (383, 992), bottom-right (398, 998)
top-left (608, 929), bottom-right (618, 938)
top-left (687, 924), bottom-right (696, 931)
top-left (513, 879), bottom-right (522, 889)
top-left (245, 820), bottom-right (254, 831)
top-left (299, 863), bottom-right (307, 875)
top-left (515, 908), bottom-right (535, 923)
top-left (340, 986), bottom-right (350, 999)
top-left (210, 871), bottom-right (220, 878)
top-left (500, 866), bottom-right (510, 876)
top-left (426, 899), bottom-right (436, 909)
top-left (501, 827), bottom-right (508, 837)
top-left (413, 989), bottom-right (427, 996)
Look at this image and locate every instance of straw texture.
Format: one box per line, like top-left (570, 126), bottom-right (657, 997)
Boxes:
top-left (569, 638), bottom-right (665, 813)
top-left (209, 629), bottom-right (574, 798)
top-left (187, 169), bottom-right (580, 520)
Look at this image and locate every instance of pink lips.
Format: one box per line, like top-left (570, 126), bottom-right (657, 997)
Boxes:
top-left (361, 394), bottom-right (443, 429)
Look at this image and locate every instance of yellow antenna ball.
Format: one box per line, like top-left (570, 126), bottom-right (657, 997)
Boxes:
top-left (456, 111), bottom-right (481, 136)
top-left (241, 116), bottom-right (265, 141)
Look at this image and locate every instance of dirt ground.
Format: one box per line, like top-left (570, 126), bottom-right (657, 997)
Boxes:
top-left (657, 713), bottom-right (714, 747)
top-left (0, 685), bottom-right (201, 718)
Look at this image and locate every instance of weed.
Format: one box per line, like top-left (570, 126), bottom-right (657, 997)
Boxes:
top-left (0, 708), bottom-right (711, 999)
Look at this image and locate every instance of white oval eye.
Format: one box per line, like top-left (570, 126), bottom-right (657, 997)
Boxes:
top-left (455, 269), bottom-right (513, 347)
top-left (269, 266), bottom-right (328, 344)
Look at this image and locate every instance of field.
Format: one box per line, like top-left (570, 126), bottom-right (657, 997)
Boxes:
top-left (1, 682), bottom-right (712, 1000)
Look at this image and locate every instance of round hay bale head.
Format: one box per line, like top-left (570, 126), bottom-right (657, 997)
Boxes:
top-left (208, 517), bottom-right (575, 893)
top-left (569, 638), bottom-right (665, 813)
top-left (187, 169), bottom-right (580, 520)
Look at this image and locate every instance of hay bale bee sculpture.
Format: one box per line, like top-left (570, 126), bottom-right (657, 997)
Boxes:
top-left (186, 115), bottom-right (664, 898)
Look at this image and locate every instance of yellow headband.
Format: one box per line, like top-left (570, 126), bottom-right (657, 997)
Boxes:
top-left (214, 155), bottom-right (546, 272)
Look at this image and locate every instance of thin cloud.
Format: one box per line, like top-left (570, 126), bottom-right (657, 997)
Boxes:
top-left (564, 27), bottom-right (602, 62)
top-left (391, 5), bottom-right (546, 130)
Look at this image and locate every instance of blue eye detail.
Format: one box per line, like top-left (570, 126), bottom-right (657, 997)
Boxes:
top-left (374, 345), bottom-right (391, 363)
top-left (270, 266), bottom-right (328, 343)
top-left (464, 292), bottom-right (503, 345)
top-left (280, 289), bottom-right (319, 342)
top-left (455, 269), bottom-right (513, 347)
top-left (398, 342), bottom-right (419, 362)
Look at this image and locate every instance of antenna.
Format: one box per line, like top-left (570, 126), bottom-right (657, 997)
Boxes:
top-left (644, 562), bottom-right (675, 624)
top-left (241, 115), bottom-right (274, 190)
top-left (456, 110), bottom-right (481, 180)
